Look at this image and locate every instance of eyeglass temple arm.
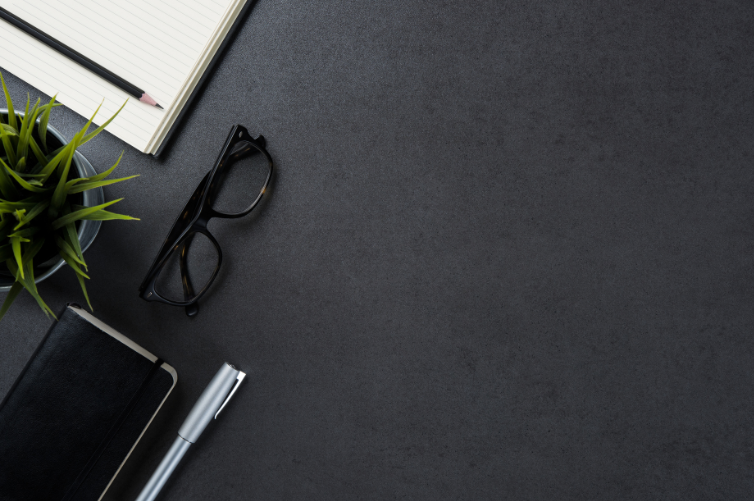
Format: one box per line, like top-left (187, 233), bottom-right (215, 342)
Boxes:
top-left (179, 237), bottom-right (200, 317)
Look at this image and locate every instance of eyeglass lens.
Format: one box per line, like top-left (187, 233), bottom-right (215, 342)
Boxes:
top-left (154, 232), bottom-right (219, 303)
top-left (209, 140), bottom-right (271, 214)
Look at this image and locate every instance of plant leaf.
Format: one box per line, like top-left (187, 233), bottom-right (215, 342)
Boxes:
top-left (16, 97), bottom-right (41, 167)
top-left (63, 177), bottom-right (86, 191)
top-left (38, 141), bottom-right (74, 181)
top-left (67, 174), bottom-right (140, 194)
top-left (0, 154), bottom-right (19, 199)
top-left (6, 258), bottom-right (56, 318)
top-left (28, 135), bottom-right (48, 169)
top-left (0, 281), bottom-right (23, 322)
top-left (0, 124), bottom-right (18, 136)
top-left (2, 158), bottom-right (49, 193)
top-left (8, 226), bottom-right (39, 239)
top-left (0, 119), bottom-right (17, 168)
top-left (55, 235), bottom-right (86, 269)
top-left (80, 100), bottom-right (127, 146)
top-left (74, 268), bottom-right (92, 311)
top-left (17, 171), bottom-right (46, 179)
top-left (74, 207), bottom-right (139, 222)
top-left (85, 151), bottom-right (123, 182)
top-left (51, 198), bottom-right (122, 229)
top-left (38, 94), bottom-right (57, 152)
top-left (21, 237), bottom-right (44, 266)
top-left (49, 143), bottom-right (78, 213)
top-left (64, 222), bottom-right (83, 261)
top-left (13, 199), bottom-right (49, 230)
top-left (59, 249), bottom-right (90, 279)
top-left (10, 236), bottom-right (26, 279)
top-left (0, 200), bottom-right (38, 213)
top-left (75, 100), bottom-right (103, 142)
top-left (1, 72), bottom-right (17, 130)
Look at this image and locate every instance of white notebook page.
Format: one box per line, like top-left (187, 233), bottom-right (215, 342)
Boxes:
top-left (0, 0), bottom-right (235, 152)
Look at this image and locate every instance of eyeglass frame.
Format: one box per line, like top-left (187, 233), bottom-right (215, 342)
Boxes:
top-left (138, 124), bottom-right (274, 317)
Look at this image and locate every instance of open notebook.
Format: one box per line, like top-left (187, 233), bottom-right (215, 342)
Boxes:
top-left (0, 0), bottom-right (250, 155)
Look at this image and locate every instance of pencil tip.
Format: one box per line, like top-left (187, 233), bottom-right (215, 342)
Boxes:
top-left (139, 92), bottom-right (163, 109)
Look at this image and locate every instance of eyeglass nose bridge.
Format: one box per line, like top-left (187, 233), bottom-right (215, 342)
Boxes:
top-left (192, 207), bottom-right (215, 230)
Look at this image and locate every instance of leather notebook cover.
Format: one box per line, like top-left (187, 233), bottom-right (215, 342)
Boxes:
top-left (0, 304), bottom-right (177, 501)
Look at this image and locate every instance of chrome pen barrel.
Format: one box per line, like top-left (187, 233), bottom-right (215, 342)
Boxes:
top-left (178, 363), bottom-right (241, 443)
top-left (135, 436), bottom-right (192, 501)
top-left (134, 363), bottom-right (245, 501)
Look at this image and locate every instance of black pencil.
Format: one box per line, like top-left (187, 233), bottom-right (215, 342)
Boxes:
top-left (0, 6), bottom-right (163, 109)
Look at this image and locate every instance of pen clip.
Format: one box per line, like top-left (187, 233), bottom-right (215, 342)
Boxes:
top-left (214, 371), bottom-right (246, 419)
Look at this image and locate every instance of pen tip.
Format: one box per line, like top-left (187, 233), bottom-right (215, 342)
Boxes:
top-left (139, 92), bottom-right (163, 109)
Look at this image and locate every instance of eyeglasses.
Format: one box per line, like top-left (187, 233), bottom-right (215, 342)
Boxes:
top-left (139, 124), bottom-right (274, 317)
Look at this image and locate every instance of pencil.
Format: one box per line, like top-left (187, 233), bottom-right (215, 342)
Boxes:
top-left (0, 6), bottom-right (163, 109)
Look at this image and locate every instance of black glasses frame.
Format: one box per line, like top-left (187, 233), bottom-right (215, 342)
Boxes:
top-left (138, 124), bottom-right (274, 317)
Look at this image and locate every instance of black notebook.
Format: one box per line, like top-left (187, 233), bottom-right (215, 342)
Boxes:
top-left (0, 304), bottom-right (177, 501)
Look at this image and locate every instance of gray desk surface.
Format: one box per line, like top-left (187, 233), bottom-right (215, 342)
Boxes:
top-left (2, 1), bottom-right (753, 499)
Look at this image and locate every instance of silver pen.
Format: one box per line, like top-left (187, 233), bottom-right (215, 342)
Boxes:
top-left (135, 362), bottom-right (246, 501)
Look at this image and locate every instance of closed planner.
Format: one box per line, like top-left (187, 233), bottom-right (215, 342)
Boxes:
top-left (0, 304), bottom-right (177, 501)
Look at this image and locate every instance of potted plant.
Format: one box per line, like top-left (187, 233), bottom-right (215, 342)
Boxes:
top-left (0, 73), bottom-right (139, 321)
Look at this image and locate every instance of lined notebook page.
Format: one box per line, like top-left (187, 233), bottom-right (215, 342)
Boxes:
top-left (0, 0), bottom-right (237, 152)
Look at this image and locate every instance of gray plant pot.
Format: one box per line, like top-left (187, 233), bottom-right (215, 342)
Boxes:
top-left (0, 109), bottom-right (104, 291)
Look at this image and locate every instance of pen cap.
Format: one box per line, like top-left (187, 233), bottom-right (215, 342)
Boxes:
top-left (178, 363), bottom-right (240, 443)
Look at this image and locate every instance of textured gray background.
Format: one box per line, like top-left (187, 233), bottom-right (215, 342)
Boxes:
top-left (2, 0), bottom-right (754, 499)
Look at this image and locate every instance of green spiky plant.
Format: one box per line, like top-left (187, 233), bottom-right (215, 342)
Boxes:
top-left (0, 73), bottom-right (139, 321)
